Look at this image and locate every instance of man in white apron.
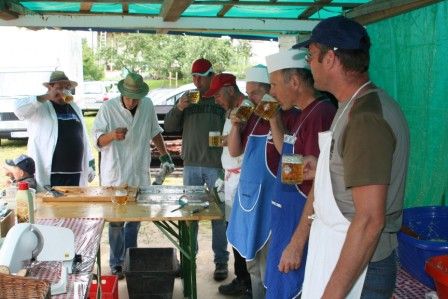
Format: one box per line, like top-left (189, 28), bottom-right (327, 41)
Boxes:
top-left (293, 16), bottom-right (410, 298)
top-left (263, 49), bottom-right (336, 299)
top-left (205, 72), bottom-right (252, 296)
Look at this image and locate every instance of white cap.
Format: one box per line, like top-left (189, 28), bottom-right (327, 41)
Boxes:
top-left (266, 49), bottom-right (308, 74)
top-left (245, 65), bottom-right (270, 84)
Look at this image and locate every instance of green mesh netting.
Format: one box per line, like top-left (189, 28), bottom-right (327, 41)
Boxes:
top-left (368, 1), bottom-right (448, 207)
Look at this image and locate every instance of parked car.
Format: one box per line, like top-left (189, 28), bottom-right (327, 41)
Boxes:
top-left (77, 81), bottom-right (119, 114)
top-left (150, 81), bottom-right (247, 132)
top-left (0, 96), bottom-right (28, 142)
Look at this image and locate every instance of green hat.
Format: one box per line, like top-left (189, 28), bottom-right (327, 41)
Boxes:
top-left (117, 72), bottom-right (149, 100)
top-left (43, 70), bottom-right (78, 88)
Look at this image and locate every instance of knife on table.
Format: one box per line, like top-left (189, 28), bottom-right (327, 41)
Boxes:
top-left (43, 185), bottom-right (64, 197)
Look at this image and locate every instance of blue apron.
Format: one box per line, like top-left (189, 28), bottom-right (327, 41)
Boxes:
top-left (227, 120), bottom-right (277, 260)
top-left (265, 137), bottom-right (307, 299)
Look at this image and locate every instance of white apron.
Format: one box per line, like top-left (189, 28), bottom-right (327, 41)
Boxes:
top-left (302, 82), bottom-right (371, 298)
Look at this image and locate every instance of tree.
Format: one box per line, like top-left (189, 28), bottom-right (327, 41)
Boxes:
top-left (97, 33), bottom-right (251, 80)
top-left (82, 39), bottom-right (104, 81)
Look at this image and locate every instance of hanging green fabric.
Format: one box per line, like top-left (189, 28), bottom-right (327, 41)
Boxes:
top-left (367, 1), bottom-right (448, 207)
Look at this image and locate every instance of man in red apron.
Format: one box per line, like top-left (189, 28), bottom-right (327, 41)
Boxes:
top-left (264, 49), bottom-right (336, 298)
top-left (293, 16), bottom-right (410, 298)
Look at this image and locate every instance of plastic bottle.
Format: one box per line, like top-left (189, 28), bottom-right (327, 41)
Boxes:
top-left (15, 181), bottom-right (34, 224)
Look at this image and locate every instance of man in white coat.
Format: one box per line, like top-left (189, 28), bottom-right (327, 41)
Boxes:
top-left (14, 71), bottom-right (95, 189)
top-left (93, 71), bottom-right (174, 279)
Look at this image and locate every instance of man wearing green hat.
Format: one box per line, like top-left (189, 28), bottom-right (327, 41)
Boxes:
top-left (93, 71), bottom-right (174, 278)
top-left (14, 70), bottom-right (95, 189)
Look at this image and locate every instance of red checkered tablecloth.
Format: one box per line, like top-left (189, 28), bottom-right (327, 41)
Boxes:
top-left (394, 268), bottom-right (433, 299)
top-left (29, 218), bottom-right (104, 298)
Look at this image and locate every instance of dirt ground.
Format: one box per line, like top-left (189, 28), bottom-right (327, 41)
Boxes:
top-left (99, 222), bottom-right (236, 299)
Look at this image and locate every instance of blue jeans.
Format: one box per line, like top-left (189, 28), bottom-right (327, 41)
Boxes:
top-left (109, 221), bottom-right (141, 268)
top-left (183, 166), bottom-right (229, 264)
top-left (361, 250), bottom-right (397, 299)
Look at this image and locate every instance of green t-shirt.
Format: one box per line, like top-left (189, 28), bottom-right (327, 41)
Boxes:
top-left (330, 87), bottom-right (410, 262)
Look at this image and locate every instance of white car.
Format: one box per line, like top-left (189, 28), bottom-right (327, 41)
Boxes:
top-left (0, 96), bottom-right (28, 140)
top-left (77, 81), bottom-right (119, 114)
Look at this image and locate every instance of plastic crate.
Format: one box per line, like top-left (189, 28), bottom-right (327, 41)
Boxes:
top-left (88, 275), bottom-right (118, 299)
top-left (398, 206), bottom-right (448, 289)
top-left (425, 255), bottom-right (448, 299)
top-left (124, 247), bottom-right (177, 299)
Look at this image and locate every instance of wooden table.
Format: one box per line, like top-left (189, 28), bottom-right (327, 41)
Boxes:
top-left (35, 186), bottom-right (224, 299)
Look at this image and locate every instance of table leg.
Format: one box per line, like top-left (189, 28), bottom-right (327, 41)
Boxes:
top-left (96, 246), bottom-right (102, 299)
top-left (179, 220), bottom-right (197, 299)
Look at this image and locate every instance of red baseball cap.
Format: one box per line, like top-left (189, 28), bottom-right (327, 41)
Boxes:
top-left (191, 58), bottom-right (214, 76)
top-left (204, 73), bottom-right (236, 97)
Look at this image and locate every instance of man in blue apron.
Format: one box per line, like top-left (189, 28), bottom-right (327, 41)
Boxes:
top-left (264, 49), bottom-right (336, 298)
top-left (227, 66), bottom-right (300, 299)
top-left (293, 16), bottom-right (410, 298)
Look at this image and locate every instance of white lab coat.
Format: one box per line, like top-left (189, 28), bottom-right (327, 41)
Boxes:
top-left (14, 96), bottom-right (93, 189)
top-left (93, 96), bottom-right (163, 186)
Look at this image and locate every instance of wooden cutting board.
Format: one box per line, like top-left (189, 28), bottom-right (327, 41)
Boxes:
top-left (39, 186), bottom-right (138, 202)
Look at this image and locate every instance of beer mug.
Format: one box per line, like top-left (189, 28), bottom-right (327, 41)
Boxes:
top-left (281, 154), bottom-right (304, 185)
top-left (235, 99), bottom-right (255, 122)
top-left (112, 189), bottom-right (128, 205)
top-left (254, 94), bottom-right (280, 120)
top-left (187, 89), bottom-right (201, 104)
top-left (62, 89), bottom-right (74, 103)
top-left (209, 131), bottom-right (223, 147)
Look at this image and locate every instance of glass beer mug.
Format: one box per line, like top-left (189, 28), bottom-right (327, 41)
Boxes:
top-left (235, 99), bottom-right (255, 122)
top-left (112, 189), bottom-right (128, 205)
top-left (281, 154), bottom-right (304, 185)
top-left (62, 89), bottom-right (74, 103)
top-left (209, 131), bottom-right (223, 147)
top-left (187, 89), bottom-right (201, 104)
top-left (254, 94), bottom-right (279, 120)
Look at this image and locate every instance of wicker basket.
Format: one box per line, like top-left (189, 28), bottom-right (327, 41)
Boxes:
top-left (0, 273), bottom-right (51, 299)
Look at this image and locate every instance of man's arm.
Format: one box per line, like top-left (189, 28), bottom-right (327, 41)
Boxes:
top-left (227, 114), bottom-right (244, 157)
top-left (97, 128), bottom-right (127, 147)
top-left (321, 184), bottom-right (387, 299)
top-left (278, 184), bottom-right (315, 273)
top-left (163, 95), bottom-right (189, 133)
top-left (268, 111), bottom-right (285, 153)
top-left (152, 133), bottom-right (168, 156)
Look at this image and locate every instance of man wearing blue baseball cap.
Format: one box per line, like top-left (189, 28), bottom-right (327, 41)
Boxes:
top-left (294, 16), bottom-right (410, 298)
top-left (3, 154), bottom-right (37, 190)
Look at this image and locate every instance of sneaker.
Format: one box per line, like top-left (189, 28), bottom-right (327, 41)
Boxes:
top-left (111, 265), bottom-right (125, 280)
top-left (213, 263), bottom-right (229, 281)
top-left (218, 278), bottom-right (249, 296)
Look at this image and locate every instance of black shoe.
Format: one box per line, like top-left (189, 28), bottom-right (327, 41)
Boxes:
top-left (213, 263), bottom-right (229, 281)
top-left (111, 265), bottom-right (125, 280)
top-left (219, 278), bottom-right (249, 296)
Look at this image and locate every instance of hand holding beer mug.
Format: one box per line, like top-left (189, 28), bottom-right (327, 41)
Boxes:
top-left (112, 189), bottom-right (128, 205)
top-left (114, 127), bottom-right (128, 141)
top-left (281, 154), bottom-right (304, 185)
top-left (209, 131), bottom-right (223, 147)
top-left (254, 94), bottom-right (280, 120)
top-left (187, 89), bottom-right (201, 104)
top-left (234, 99), bottom-right (255, 122)
top-left (62, 89), bottom-right (74, 103)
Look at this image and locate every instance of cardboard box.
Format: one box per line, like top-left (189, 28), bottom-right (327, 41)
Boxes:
top-left (0, 210), bottom-right (15, 238)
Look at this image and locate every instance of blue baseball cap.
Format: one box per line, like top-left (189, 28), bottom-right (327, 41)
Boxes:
top-left (5, 154), bottom-right (35, 175)
top-left (293, 16), bottom-right (370, 51)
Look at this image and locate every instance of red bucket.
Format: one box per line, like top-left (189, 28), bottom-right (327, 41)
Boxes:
top-left (425, 255), bottom-right (448, 299)
top-left (88, 275), bottom-right (119, 299)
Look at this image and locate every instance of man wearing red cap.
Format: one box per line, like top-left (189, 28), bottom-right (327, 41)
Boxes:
top-left (164, 58), bottom-right (229, 281)
top-left (205, 73), bottom-right (253, 297)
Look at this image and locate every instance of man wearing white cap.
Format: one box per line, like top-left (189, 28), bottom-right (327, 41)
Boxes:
top-left (227, 65), bottom-right (300, 299)
top-left (14, 70), bottom-right (95, 188)
top-left (264, 49), bottom-right (336, 298)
